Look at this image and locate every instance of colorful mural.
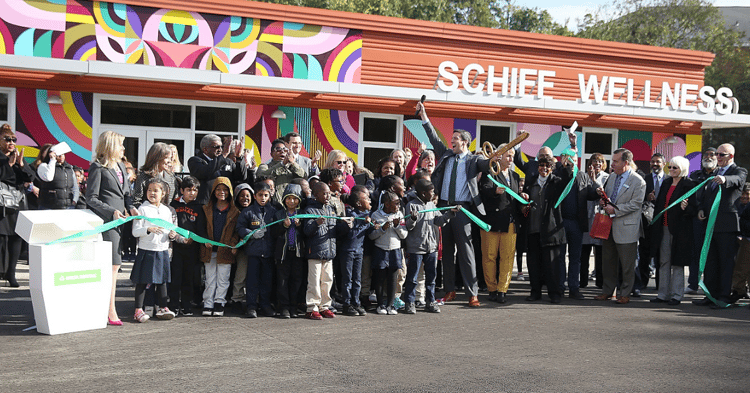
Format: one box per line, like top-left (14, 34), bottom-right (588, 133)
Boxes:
top-left (15, 88), bottom-right (92, 168)
top-left (0, 0), bottom-right (362, 81)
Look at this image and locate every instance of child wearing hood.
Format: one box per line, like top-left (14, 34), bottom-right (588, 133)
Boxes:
top-left (236, 182), bottom-right (277, 318)
top-left (271, 184), bottom-right (306, 318)
top-left (200, 176), bottom-right (240, 317)
top-left (229, 183), bottom-right (253, 312)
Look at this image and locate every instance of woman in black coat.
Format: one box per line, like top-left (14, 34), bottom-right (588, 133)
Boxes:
top-left (0, 124), bottom-right (34, 287)
top-left (86, 131), bottom-right (137, 325)
top-left (649, 156), bottom-right (696, 305)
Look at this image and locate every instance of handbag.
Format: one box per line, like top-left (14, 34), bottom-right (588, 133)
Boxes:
top-left (590, 212), bottom-right (612, 240)
top-left (0, 181), bottom-right (24, 210)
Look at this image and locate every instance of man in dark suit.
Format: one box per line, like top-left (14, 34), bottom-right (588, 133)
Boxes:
top-left (686, 147), bottom-right (718, 293)
top-left (635, 153), bottom-right (666, 295)
top-left (188, 134), bottom-right (251, 204)
top-left (418, 102), bottom-right (489, 307)
top-left (693, 143), bottom-right (748, 307)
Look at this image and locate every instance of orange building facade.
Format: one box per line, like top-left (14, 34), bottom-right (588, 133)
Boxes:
top-left (0, 0), bottom-right (746, 172)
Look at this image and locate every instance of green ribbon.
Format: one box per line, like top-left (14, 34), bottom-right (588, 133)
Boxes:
top-left (698, 186), bottom-right (728, 307)
top-left (486, 175), bottom-right (529, 205)
top-left (45, 205), bottom-right (491, 248)
top-left (460, 206), bottom-right (491, 232)
top-left (554, 164), bottom-right (578, 209)
top-left (649, 176), bottom-right (714, 226)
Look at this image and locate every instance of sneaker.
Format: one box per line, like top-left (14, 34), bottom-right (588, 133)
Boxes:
top-left (376, 306), bottom-right (387, 315)
top-left (415, 300), bottom-right (426, 308)
top-left (134, 309), bottom-right (150, 323)
top-left (320, 309), bottom-right (336, 318)
top-left (213, 304), bottom-right (225, 317)
top-left (155, 307), bottom-right (176, 320)
top-left (180, 307), bottom-right (193, 316)
top-left (355, 305), bottom-right (367, 316)
top-left (404, 302), bottom-right (416, 314)
top-left (425, 302), bottom-right (441, 313)
top-left (306, 311), bottom-right (323, 320)
top-left (368, 292), bottom-right (377, 303)
top-left (386, 306), bottom-right (398, 315)
top-left (144, 305), bottom-right (155, 317)
top-left (202, 308), bottom-right (213, 316)
top-left (279, 309), bottom-right (291, 319)
top-left (343, 304), bottom-right (359, 316)
top-left (393, 297), bottom-right (406, 310)
top-left (517, 273), bottom-right (525, 281)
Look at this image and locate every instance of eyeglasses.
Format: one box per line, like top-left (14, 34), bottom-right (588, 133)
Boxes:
top-left (717, 153), bottom-right (732, 158)
top-left (3, 137), bottom-right (17, 143)
top-left (273, 147), bottom-right (288, 152)
top-left (668, 166), bottom-right (679, 170)
top-left (335, 160), bottom-right (347, 165)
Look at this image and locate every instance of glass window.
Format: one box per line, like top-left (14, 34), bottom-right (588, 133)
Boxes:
top-left (0, 93), bottom-right (8, 122)
top-left (362, 148), bottom-right (393, 174)
top-left (123, 136), bottom-right (140, 166)
top-left (101, 100), bottom-right (190, 128)
top-left (196, 106), bottom-right (239, 133)
top-left (363, 117), bottom-right (397, 143)
top-left (584, 133), bottom-right (613, 155)
top-left (479, 125), bottom-right (511, 149)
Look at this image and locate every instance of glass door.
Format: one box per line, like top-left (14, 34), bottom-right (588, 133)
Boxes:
top-left (146, 130), bottom-right (192, 174)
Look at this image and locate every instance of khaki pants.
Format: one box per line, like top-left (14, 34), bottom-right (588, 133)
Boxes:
top-left (306, 259), bottom-right (333, 312)
top-left (480, 224), bottom-right (517, 293)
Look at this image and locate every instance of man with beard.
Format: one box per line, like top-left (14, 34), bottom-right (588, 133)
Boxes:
top-left (686, 147), bottom-right (718, 294)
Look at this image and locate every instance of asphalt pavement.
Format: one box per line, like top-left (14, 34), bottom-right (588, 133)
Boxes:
top-left (1, 260), bottom-right (749, 392)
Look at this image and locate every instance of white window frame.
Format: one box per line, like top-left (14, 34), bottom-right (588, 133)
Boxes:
top-left (357, 112), bottom-right (403, 168)
top-left (581, 127), bottom-right (618, 165)
top-left (475, 120), bottom-right (516, 154)
top-left (0, 87), bottom-right (16, 131)
top-left (93, 94), bottom-right (245, 167)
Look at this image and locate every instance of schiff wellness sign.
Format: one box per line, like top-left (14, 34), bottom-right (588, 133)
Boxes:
top-left (436, 61), bottom-right (738, 115)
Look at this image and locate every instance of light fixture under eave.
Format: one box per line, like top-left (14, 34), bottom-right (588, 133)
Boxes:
top-left (271, 109), bottom-right (286, 119)
top-left (665, 136), bottom-right (679, 144)
top-left (46, 95), bottom-right (63, 105)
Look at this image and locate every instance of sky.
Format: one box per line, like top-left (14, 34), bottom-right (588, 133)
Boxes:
top-left (525, 0), bottom-right (749, 31)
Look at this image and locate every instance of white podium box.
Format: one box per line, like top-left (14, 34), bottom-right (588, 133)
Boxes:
top-left (16, 210), bottom-right (112, 335)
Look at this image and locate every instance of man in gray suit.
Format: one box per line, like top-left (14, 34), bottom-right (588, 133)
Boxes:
top-left (418, 102), bottom-right (489, 307)
top-left (594, 148), bottom-right (646, 304)
top-left (284, 132), bottom-right (319, 179)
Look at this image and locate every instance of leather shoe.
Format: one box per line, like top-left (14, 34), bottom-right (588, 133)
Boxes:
top-left (497, 292), bottom-right (507, 304)
top-left (667, 299), bottom-right (681, 306)
top-left (616, 296), bottom-right (630, 304)
top-left (594, 294), bottom-right (612, 301)
top-left (488, 291), bottom-right (498, 302)
top-left (468, 296), bottom-right (481, 307)
top-left (525, 294), bottom-right (541, 302)
top-left (692, 297), bottom-right (712, 306)
top-left (550, 296), bottom-right (562, 304)
top-left (569, 292), bottom-right (585, 300)
top-left (444, 291), bottom-right (456, 302)
top-left (650, 298), bottom-right (667, 303)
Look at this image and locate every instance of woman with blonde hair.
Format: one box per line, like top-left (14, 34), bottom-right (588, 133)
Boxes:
top-left (0, 124), bottom-right (34, 287)
top-left (86, 131), bottom-right (138, 325)
top-left (324, 149), bottom-right (355, 192)
top-left (168, 144), bottom-right (182, 173)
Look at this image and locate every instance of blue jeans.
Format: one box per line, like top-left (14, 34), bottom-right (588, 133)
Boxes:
top-left (341, 250), bottom-right (363, 306)
top-left (560, 219), bottom-right (583, 293)
top-left (246, 256), bottom-right (273, 310)
top-left (404, 252), bottom-right (438, 304)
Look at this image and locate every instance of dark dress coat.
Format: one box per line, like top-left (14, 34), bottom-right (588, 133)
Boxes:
top-left (649, 177), bottom-right (697, 267)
